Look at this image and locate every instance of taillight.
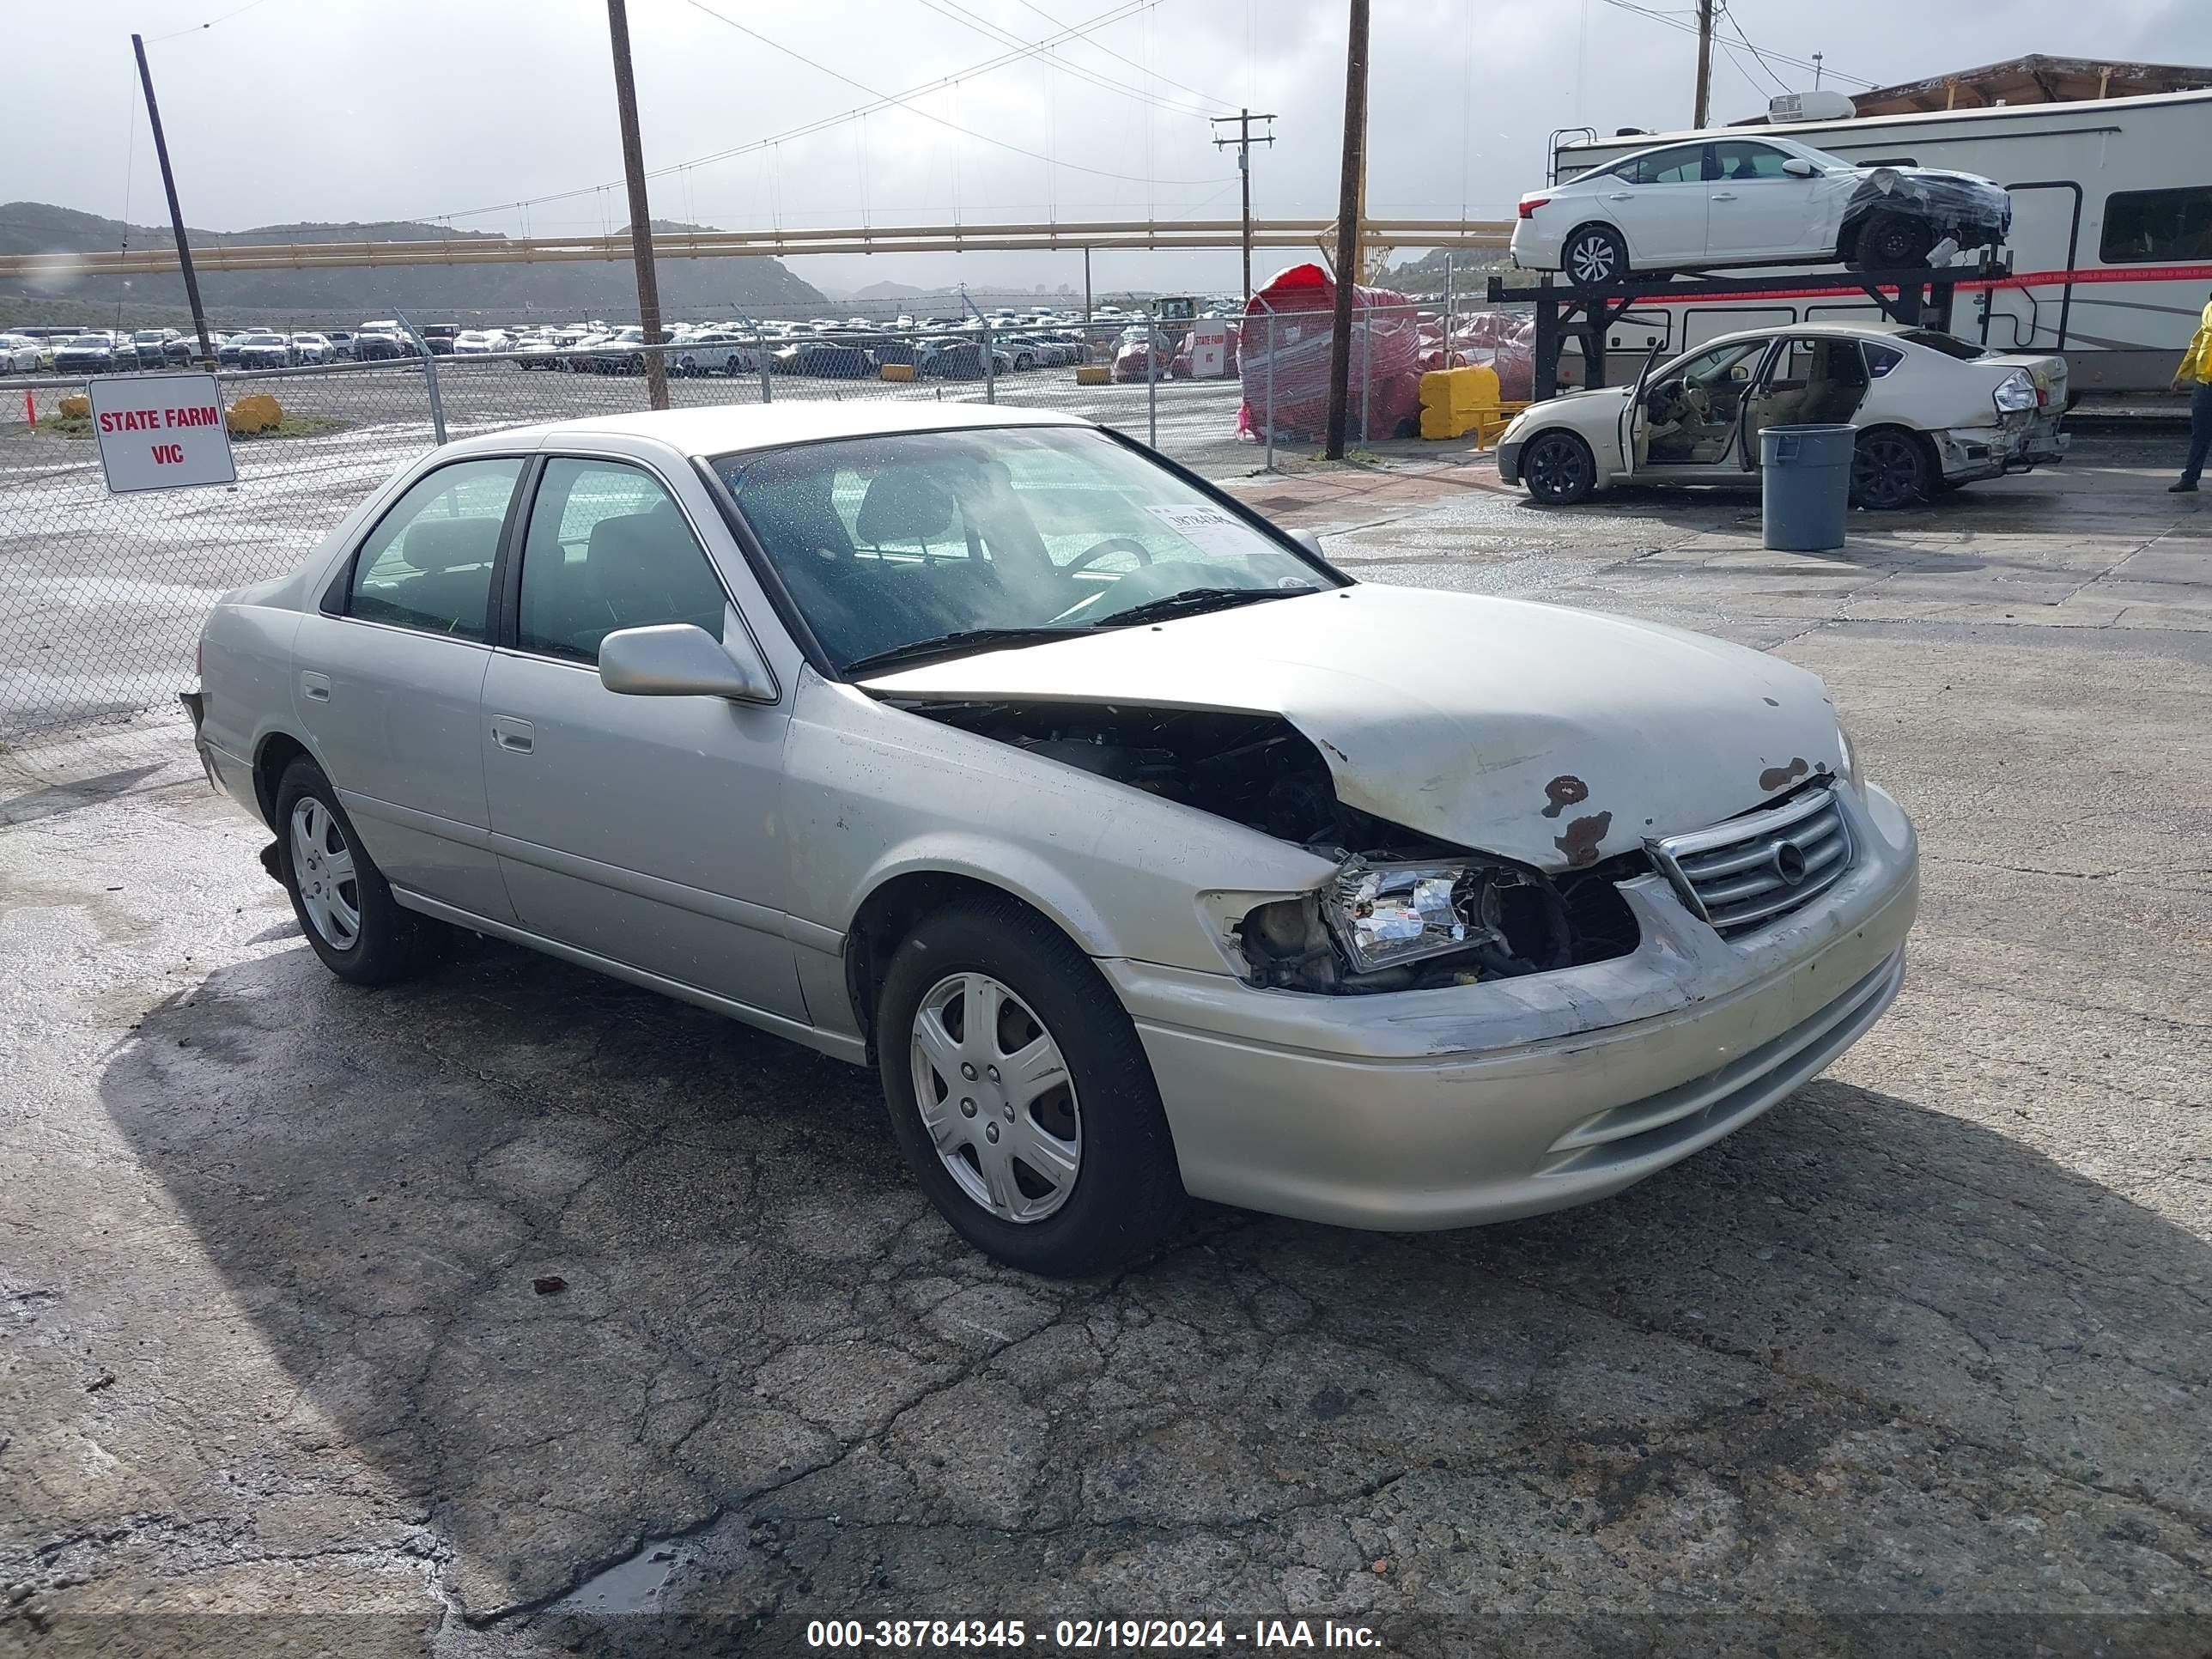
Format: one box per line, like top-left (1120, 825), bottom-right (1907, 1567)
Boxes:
top-left (1518, 197), bottom-right (1548, 220)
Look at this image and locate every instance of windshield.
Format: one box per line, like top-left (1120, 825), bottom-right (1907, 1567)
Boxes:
top-left (67, 337), bottom-right (107, 346)
top-left (713, 426), bottom-right (1335, 674)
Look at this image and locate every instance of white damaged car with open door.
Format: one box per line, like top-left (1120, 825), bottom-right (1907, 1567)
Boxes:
top-left (1496, 320), bottom-right (2068, 511)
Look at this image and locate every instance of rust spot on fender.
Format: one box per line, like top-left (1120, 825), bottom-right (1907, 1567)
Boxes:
top-left (1759, 757), bottom-right (1809, 793)
top-left (1540, 775), bottom-right (1589, 819)
top-left (1554, 811), bottom-right (1612, 868)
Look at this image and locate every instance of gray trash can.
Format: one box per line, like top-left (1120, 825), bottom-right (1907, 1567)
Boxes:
top-left (1759, 422), bottom-right (1855, 552)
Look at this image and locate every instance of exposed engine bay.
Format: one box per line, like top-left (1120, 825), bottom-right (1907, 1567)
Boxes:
top-left (892, 699), bottom-right (1644, 994)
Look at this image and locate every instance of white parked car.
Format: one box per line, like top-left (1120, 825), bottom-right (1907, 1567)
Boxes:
top-left (0, 333), bottom-right (43, 373)
top-left (185, 404), bottom-right (1917, 1275)
top-left (289, 332), bottom-right (336, 364)
top-left (1511, 134), bottom-right (2011, 288)
top-left (1497, 321), bottom-right (2067, 511)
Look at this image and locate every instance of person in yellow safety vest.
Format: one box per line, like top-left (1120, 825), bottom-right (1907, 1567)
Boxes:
top-left (2172, 287), bottom-right (2212, 494)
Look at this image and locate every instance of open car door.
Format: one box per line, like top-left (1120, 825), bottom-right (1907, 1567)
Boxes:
top-left (1619, 343), bottom-right (1665, 476)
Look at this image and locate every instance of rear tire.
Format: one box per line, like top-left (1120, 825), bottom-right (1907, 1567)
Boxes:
top-left (876, 895), bottom-right (1186, 1277)
top-left (1521, 429), bottom-right (1600, 505)
top-left (1850, 427), bottom-right (1935, 510)
top-left (1562, 222), bottom-right (1630, 290)
top-left (273, 757), bottom-right (442, 986)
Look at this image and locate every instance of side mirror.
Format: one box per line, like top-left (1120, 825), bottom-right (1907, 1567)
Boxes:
top-left (599, 623), bottom-right (778, 703)
top-left (1288, 527), bottom-right (1327, 560)
top-left (1780, 157), bottom-right (1819, 179)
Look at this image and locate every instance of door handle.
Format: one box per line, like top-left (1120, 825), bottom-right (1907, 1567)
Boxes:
top-left (1607, 191), bottom-right (1632, 201)
top-left (1711, 191), bottom-right (1738, 202)
top-left (301, 671), bottom-right (331, 702)
top-left (489, 715), bottom-right (534, 754)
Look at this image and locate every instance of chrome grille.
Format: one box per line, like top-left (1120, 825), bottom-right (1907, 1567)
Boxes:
top-left (1647, 783), bottom-right (1853, 936)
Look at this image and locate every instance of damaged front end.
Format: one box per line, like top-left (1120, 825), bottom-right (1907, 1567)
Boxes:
top-left (890, 697), bottom-right (1644, 994)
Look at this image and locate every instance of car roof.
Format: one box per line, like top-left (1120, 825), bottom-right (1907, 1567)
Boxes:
top-left (1690, 319), bottom-right (1920, 349)
top-left (443, 400), bottom-right (1091, 459)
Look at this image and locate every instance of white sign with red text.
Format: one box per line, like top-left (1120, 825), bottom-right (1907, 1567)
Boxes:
top-left (88, 374), bottom-right (235, 494)
top-left (1188, 319), bottom-right (1231, 379)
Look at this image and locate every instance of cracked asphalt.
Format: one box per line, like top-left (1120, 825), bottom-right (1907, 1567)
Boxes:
top-left (2, 431), bottom-right (2208, 1657)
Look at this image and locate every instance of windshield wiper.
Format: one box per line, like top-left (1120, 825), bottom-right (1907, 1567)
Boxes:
top-left (1097, 586), bottom-right (1316, 629)
top-left (842, 627), bottom-right (1090, 678)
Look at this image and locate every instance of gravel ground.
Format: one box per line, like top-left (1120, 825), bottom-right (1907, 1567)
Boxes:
top-left (1, 433), bottom-right (2207, 1657)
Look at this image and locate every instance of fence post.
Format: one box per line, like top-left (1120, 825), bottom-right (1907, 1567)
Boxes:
top-left (983, 323), bottom-right (996, 404)
top-left (1146, 311), bottom-right (1158, 449)
top-left (396, 313), bottom-right (447, 446)
top-left (755, 325), bottom-right (774, 404)
top-left (1262, 304), bottom-right (1276, 472)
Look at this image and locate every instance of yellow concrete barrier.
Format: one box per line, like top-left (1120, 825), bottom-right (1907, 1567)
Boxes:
top-left (1074, 364), bottom-right (1110, 386)
top-left (227, 393), bottom-right (282, 435)
top-left (58, 393), bottom-right (91, 420)
top-left (879, 362), bottom-right (916, 382)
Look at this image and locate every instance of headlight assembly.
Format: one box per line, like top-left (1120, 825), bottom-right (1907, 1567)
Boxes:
top-left (1834, 718), bottom-right (1860, 791)
top-left (1323, 859), bottom-right (1502, 973)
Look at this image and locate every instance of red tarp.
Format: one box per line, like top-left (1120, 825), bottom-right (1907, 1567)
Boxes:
top-left (1237, 264), bottom-right (1423, 443)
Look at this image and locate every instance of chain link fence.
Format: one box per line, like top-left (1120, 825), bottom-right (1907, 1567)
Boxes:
top-left (0, 303), bottom-right (1481, 741)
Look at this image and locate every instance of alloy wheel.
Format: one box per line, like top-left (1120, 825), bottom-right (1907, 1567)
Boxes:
top-left (1526, 434), bottom-right (1591, 502)
top-left (1567, 232), bottom-right (1620, 286)
top-left (289, 797), bottom-right (361, 950)
top-left (1852, 434), bottom-right (1925, 510)
top-left (908, 971), bottom-right (1082, 1224)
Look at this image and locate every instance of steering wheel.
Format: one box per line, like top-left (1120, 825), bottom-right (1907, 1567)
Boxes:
top-left (1060, 536), bottom-right (1153, 575)
top-left (1676, 383), bottom-right (1713, 422)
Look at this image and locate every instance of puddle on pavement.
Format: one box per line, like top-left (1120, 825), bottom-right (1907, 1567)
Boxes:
top-left (556, 1537), bottom-right (689, 1614)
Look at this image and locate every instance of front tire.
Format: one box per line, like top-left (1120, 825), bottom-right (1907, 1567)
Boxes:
top-left (1854, 210), bottom-right (1936, 270)
top-left (1521, 429), bottom-right (1600, 505)
top-left (876, 895), bottom-right (1186, 1276)
top-left (274, 757), bottom-right (441, 986)
top-left (1562, 222), bottom-right (1629, 289)
top-left (1850, 427), bottom-right (1935, 510)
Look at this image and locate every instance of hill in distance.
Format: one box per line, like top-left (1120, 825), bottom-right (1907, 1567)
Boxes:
top-left (0, 202), bottom-right (823, 324)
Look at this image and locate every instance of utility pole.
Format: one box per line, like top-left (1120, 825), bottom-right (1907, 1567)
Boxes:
top-left (605, 0), bottom-right (669, 410)
top-left (131, 34), bottom-right (216, 371)
top-left (1692, 0), bottom-right (1714, 129)
top-left (1211, 109), bottom-right (1276, 305)
top-left (1324, 0), bottom-right (1369, 461)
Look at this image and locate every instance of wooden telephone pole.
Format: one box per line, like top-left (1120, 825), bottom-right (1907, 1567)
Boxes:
top-left (606, 0), bottom-right (670, 410)
top-left (131, 34), bottom-right (216, 370)
top-left (1324, 0), bottom-right (1370, 461)
top-left (1692, 0), bottom-right (1715, 129)
top-left (1211, 109), bottom-right (1276, 305)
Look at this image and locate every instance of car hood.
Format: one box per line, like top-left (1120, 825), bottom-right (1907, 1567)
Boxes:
top-left (860, 584), bottom-right (1841, 871)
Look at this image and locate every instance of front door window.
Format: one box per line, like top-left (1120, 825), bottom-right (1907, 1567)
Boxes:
top-left (1641, 339), bottom-right (1771, 467)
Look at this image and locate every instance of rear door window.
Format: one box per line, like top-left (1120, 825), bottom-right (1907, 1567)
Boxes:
top-left (345, 458), bottom-right (524, 641)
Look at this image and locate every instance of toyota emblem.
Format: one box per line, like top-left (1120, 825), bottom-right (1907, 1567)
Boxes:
top-left (1771, 841), bottom-right (1809, 886)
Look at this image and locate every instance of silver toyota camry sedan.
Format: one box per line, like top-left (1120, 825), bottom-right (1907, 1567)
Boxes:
top-left (185, 404), bottom-right (1918, 1275)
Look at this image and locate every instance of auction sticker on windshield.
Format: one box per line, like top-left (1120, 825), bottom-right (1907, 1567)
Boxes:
top-left (1142, 502), bottom-right (1257, 557)
top-left (88, 372), bottom-right (236, 494)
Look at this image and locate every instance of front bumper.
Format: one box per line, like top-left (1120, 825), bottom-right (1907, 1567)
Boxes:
top-left (1106, 781), bottom-right (1918, 1231)
top-left (1496, 438), bottom-right (1525, 485)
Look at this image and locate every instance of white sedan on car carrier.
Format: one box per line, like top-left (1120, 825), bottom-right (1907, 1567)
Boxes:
top-left (1510, 133), bottom-right (2011, 287)
top-left (1497, 321), bottom-right (2068, 511)
top-left (184, 403), bottom-right (1918, 1275)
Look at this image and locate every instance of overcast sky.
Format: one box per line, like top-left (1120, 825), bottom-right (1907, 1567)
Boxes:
top-left (8, 0), bottom-right (2208, 295)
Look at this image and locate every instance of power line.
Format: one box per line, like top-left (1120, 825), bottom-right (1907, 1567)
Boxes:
top-left (1595, 0), bottom-right (1874, 88)
top-left (680, 0), bottom-right (1229, 185)
top-left (416, 0), bottom-right (1221, 225)
top-left (916, 0), bottom-right (1221, 119)
top-left (1006, 0), bottom-right (1237, 112)
top-left (147, 0), bottom-right (279, 46)
top-left (1719, 2), bottom-right (1792, 94)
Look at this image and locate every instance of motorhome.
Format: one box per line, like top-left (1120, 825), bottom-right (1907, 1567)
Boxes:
top-left (1553, 88), bottom-right (2212, 392)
